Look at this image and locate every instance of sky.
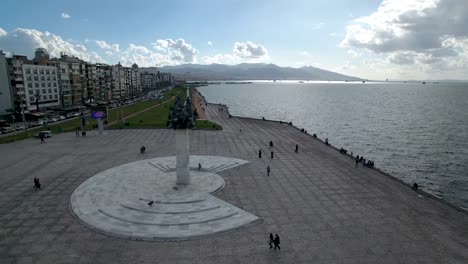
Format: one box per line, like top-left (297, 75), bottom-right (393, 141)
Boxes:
top-left (1, 0), bottom-right (467, 80)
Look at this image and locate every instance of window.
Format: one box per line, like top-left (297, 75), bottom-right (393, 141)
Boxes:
top-left (33, 69), bottom-right (38, 74)
top-left (27, 76), bottom-right (32, 81)
top-left (54, 89), bottom-right (57, 93)
top-left (28, 83), bottom-right (32, 88)
top-left (53, 83), bottom-right (57, 87)
top-left (35, 83), bottom-right (39, 88)
top-left (41, 76), bottom-right (45, 81)
top-left (54, 94), bottom-right (58, 99)
top-left (41, 83), bottom-right (45, 87)
top-left (47, 76), bottom-right (50, 81)
top-left (26, 68), bottom-right (31, 74)
top-left (34, 76), bottom-right (38, 81)
top-left (62, 69), bottom-right (66, 73)
top-left (40, 69), bottom-right (44, 74)
top-left (30, 96), bottom-right (35, 102)
top-left (42, 95), bottom-right (47, 100)
top-left (53, 76), bottom-right (56, 80)
top-left (52, 70), bottom-right (55, 74)
top-left (28, 90), bottom-right (33, 95)
top-left (42, 89), bottom-right (46, 93)
top-left (48, 83), bottom-right (51, 87)
top-left (48, 89), bottom-right (52, 93)
top-left (49, 95), bottom-right (53, 99)
top-left (46, 70), bottom-right (50, 75)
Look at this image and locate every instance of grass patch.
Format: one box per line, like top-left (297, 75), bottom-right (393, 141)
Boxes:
top-left (195, 120), bottom-right (222, 130)
top-left (109, 85), bottom-right (187, 129)
top-left (0, 118), bottom-right (97, 144)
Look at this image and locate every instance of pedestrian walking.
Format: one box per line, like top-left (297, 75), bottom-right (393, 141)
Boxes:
top-left (267, 165), bottom-right (271, 176)
top-left (198, 163), bottom-right (202, 171)
top-left (355, 155), bottom-right (359, 168)
top-left (269, 233), bottom-right (274, 249)
top-left (39, 134), bottom-right (45, 144)
top-left (259, 149), bottom-right (262, 158)
top-left (295, 144), bottom-right (298, 153)
top-left (274, 234), bottom-right (281, 250)
top-left (271, 151), bottom-right (274, 159)
top-left (269, 141), bottom-right (273, 147)
top-left (33, 177), bottom-right (41, 190)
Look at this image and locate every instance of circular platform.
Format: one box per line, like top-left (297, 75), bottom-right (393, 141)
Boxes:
top-left (70, 155), bottom-right (260, 241)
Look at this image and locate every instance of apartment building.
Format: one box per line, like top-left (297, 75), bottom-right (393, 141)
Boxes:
top-left (0, 51), bottom-right (13, 115)
top-left (22, 64), bottom-right (60, 111)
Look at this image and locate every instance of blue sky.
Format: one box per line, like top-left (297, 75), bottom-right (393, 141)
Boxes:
top-left (1, 0), bottom-right (467, 80)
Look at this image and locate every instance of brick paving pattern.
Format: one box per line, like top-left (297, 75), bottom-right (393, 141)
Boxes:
top-left (1, 103), bottom-right (468, 263)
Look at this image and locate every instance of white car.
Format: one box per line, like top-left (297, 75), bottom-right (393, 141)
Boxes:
top-left (58, 116), bottom-right (66, 120)
top-left (49, 117), bottom-right (58, 123)
top-left (73, 112), bottom-right (80, 117)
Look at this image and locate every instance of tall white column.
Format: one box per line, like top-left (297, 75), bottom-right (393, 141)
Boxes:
top-left (97, 118), bottom-right (104, 135)
top-left (176, 129), bottom-right (190, 185)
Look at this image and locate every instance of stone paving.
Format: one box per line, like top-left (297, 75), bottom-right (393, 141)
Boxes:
top-left (1, 102), bottom-right (468, 263)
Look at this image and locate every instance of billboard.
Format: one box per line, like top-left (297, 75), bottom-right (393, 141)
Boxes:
top-left (90, 106), bottom-right (108, 119)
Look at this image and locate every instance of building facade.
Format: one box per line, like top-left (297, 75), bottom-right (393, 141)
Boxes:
top-left (22, 64), bottom-right (60, 111)
top-left (0, 51), bottom-right (13, 116)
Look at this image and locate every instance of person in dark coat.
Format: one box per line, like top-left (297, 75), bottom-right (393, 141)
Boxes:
top-left (355, 156), bottom-right (359, 168)
top-left (269, 141), bottom-right (273, 147)
top-left (269, 233), bottom-right (274, 249)
top-left (267, 165), bottom-right (271, 176)
top-left (295, 144), bottom-right (298, 153)
top-left (259, 149), bottom-right (262, 158)
top-left (274, 234), bottom-right (280, 250)
top-left (412, 183), bottom-right (419, 191)
top-left (33, 177), bottom-right (41, 190)
top-left (271, 151), bottom-right (274, 159)
top-left (39, 134), bottom-right (45, 144)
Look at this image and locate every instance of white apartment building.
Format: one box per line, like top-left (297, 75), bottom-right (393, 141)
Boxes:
top-left (0, 51), bottom-right (13, 115)
top-left (112, 63), bottom-right (126, 100)
top-left (22, 64), bottom-right (60, 111)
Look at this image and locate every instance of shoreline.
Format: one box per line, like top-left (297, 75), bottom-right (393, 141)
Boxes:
top-left (196, 87), bottom-right (468, 215)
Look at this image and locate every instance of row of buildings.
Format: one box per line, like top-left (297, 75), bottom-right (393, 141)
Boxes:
top-left (0, 48), bottom-right (173, 117)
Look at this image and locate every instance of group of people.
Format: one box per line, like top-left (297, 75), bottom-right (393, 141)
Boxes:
top-left (354, 155), bottom-right (374, 168)
top-left (33, 177), bottom-right (41, 190)
top-left (268, 233), bottom-right (281, 250)
top-left (339, 148), bottom-right (348, 154)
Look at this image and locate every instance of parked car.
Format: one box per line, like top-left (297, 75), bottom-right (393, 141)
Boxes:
top-left (15, 125), bottom-right (25, 131)
top-left (35, 131), bottom-right (52, 138)
top-left (73, 112), bottom-right (80, 117)
top-left (58, 116), bottom-right (66, 120)
top-left (66, 113), bottom-right (74, 118)
top-left (0, 127), bottom-right (15, 134)
top-left (49, 117), bottom-right (58, 123)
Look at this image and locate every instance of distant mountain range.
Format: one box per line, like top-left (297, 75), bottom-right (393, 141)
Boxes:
top-left (142, 63), bottom-right (362, 81)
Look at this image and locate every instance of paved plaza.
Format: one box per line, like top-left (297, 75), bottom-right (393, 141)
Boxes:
top-left (1, 103), bottom-right (468, 263)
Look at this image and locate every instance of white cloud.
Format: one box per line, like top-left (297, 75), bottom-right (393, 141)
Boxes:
top-left (0, 28), bottom-right (6, 37)
top-left (311, 22), bottom-right (325, 30)
top-left (340, 0), bottom-right (468, 78)
top-left (61, 12), bottom-right (71, 19)
top-left (105, 51), bottom-right (113, 56)
top-left (207, 41), bottom-right (213, 46)
top-left (0, 28), bottom-right (103, 62)
top-left (202, 54), bottom-right (238, 64)
top-left (151, 38), bottom-right (198, 63)
top-left (203, 41), bottom-right (269, 64)
top-left (95, 40), bottom-right (120, 52)
top-left (233, 41), bottom-right (268, 59)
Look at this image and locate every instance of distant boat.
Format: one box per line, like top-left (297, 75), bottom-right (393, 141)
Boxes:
top-left (362, 81), bottom-right (366, 83)
top-left (298, 81), bottom-right (304, 83)
top-left (422, 82), bottom-right (426, 84)
top-left (273, 80), bottom-right (276, 82)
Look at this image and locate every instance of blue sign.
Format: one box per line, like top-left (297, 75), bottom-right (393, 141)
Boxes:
top-left (90, 106), bottom-right (108, 119)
